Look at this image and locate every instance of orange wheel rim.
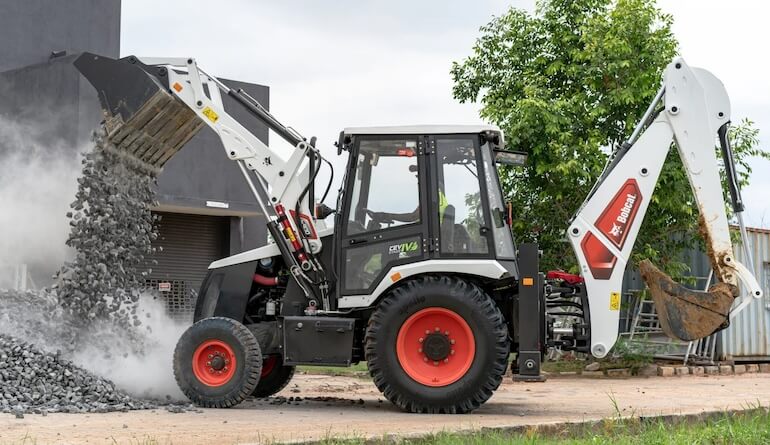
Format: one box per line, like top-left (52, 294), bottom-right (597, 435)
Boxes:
top-left (192, 339), bottom-right (237, 387)
top-left (261, 355), bottom-right (278, 378)
top-left (396, 307), bottom-right (475, 387)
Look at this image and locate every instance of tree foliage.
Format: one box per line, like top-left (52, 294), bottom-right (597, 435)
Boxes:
top-left (451, 0), bottom-right (768, 276)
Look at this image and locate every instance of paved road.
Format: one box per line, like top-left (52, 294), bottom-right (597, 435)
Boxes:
top-left (3, 372), bottom-right (770, 444)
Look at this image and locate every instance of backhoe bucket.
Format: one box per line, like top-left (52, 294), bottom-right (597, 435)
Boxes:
top-left (639, 260), bottom-right (736, 341)
top-left (74, 53), bottom-right (204, 170)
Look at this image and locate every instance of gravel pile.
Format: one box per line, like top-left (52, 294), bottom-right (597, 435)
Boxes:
top-left (0, 289), bottom-right (65, 347)
top-left (0, 335), bottom-right (162, 416)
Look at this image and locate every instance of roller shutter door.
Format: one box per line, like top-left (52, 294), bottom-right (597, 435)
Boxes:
top-left (146, 212), bottom-right (229, 320)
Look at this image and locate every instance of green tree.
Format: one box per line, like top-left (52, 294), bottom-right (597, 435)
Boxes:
top-left (451, 0), bottom-right (768, 276)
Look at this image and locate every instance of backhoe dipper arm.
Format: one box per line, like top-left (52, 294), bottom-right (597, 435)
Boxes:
top-left (568, 58), bottom-right (763, 358)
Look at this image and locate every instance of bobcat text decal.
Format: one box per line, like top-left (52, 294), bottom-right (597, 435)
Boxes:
top-left (595, 179), bottom-right (642, 249)
top-left (580, 179), bottom-right (643, 280)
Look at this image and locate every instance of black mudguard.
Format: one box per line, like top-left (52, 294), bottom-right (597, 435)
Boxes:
top-left (194, 260), bottom-right (257, 323)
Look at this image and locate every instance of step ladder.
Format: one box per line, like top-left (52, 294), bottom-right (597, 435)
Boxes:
top-left (623, 271), bottom-right (717, 365)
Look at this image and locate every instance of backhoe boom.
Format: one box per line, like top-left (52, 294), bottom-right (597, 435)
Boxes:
top-left (568, 58), bottom-right (763, 357)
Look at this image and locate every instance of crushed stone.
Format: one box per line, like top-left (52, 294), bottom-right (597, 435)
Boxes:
top-left (0, 335), bottom-right (192, 414)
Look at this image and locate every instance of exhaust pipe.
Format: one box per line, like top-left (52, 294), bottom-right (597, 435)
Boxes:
top-left (74, 53), bottom-right (204, 170)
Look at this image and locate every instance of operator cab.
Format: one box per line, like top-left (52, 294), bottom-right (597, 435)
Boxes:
top-left (336, 125), bottom-right (519, 296)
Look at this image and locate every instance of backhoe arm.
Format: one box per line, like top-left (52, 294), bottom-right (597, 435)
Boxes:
top-left (568, 58), bottom-right (763, 358)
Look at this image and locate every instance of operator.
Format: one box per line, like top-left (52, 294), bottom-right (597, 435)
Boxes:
top-left (367, 165), bottom-right (449, 226)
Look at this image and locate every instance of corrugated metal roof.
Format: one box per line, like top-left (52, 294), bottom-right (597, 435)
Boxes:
top-left (721, 228), bottom-right (770, 359)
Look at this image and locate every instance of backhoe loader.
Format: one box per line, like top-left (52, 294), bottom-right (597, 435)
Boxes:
top-left (74, 53), bottom-right (762, 413)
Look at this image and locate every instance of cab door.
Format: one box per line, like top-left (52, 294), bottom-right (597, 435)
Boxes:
top-left (428, 135), bottom-right (495, 258)
top-left (338, 135), bottom-right (430, 296)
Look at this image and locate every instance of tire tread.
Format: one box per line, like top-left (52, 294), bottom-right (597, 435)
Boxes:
top-left (365, 275), bottom-right (509, 414)
top-left (173, 316), bottom-right (262, 408)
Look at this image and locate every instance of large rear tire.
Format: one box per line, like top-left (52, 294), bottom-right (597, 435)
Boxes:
top-left (174, 317), bottom-right (262, 408)
top-left (252, 355), bottom-right (295, 397)
top-left (365, 275), bottom-right (509, 414)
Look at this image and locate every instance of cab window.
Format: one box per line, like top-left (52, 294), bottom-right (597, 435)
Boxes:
top-left (436, 138), bottom-right (488, 254)
top-left (346, 139), bottom-right (420, 235)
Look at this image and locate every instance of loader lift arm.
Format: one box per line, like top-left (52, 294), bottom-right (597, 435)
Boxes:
top-left (74, 53), bottom-right (332, 309)
top-left (569, 57), bottom-right (763, 358)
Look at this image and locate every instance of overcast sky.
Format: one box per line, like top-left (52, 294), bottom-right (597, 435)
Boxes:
top-left (122, 0), bottom-right (770, 228)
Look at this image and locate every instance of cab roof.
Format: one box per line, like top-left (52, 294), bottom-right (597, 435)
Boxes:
top-left (343, 125), bottom-right (502, 136)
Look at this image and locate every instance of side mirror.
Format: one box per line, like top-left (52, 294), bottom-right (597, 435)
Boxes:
top-left (494, 149), bottom-right (528, 166)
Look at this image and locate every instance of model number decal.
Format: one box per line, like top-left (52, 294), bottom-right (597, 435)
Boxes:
top-left (388, 241), bottom-right (419, 256)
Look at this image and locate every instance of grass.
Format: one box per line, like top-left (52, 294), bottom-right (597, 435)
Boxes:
top-left (297, 361), bottom-right (369, 377)
top-left (314, 407), bottom-right (770, 444)
top-left (298, 356), bottom-right (652, 378)
top-left (541, 357), bottom-right (651, 375)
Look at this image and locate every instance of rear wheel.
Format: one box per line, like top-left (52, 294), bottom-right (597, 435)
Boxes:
top-left (174, 317), bottom-right (262, 408)
top-left (365, 275), bottom-right (509, 414)
top-left (252, 355), bottom-right (295, 397)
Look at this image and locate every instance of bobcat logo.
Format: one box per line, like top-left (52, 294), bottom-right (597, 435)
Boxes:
top-left (609, 223), bottom-right (623, 238)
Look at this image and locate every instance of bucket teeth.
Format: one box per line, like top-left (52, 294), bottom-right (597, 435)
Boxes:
top-left (639, 259), bottom-right (736, 341)
top-left (74, 53), bottom-right (204, 170)
top-left (103, 90), bottom-right (204, 170)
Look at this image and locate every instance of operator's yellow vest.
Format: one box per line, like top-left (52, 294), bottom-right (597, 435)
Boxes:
top-left (438, 189), bottom-right (448, 223)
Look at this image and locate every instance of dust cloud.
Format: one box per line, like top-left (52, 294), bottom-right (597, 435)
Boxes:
top-left (0, 117), bottom-right (80, 288)
top-left (69, 295), bottom-right (187, 400)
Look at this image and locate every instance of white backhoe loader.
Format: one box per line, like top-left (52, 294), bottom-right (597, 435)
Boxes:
top-left (74, 53), bottom-right (762, 413)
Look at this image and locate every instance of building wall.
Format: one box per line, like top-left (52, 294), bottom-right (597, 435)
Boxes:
top-left (0, 0), bottom-right (121, 73)
top-left (148, 212), bottom-right (230, 321)
top-left (0, 55), bottom-right (105, 150)
top-left (0, 1), bottom-right (271, 301)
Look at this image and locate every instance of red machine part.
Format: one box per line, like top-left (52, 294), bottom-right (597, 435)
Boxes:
top-left (261, 355), bottom-right (279, 378)
top-left (289, 209), bottom-right (318, 240)
top-left (580, 179), bottom-right (643, 280)
top-left (395, 307), bottom-right (475, 387)
top-left (191, 340), bottom-right (236, 387)
top-left (594, 179), bottom-right (642, 249)
top-left (545, 270), bottom-right (585, 285)
top-left (274, 204), bottom-right (309, 266)
top-left (253, 273), bottom-right (279, 286)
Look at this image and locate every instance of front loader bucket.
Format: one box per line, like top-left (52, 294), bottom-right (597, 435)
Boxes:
top-left (639, 260), bottom-right (737, 341)
top-left (74, 53), bottom-right (204, 170)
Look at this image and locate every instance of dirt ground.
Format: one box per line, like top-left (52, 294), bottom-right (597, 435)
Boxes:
top-left (3, 372), bottom-right (770, 444)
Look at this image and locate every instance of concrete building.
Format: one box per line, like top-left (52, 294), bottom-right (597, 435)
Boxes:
top-left (0, 0), bottom-right (269, 319)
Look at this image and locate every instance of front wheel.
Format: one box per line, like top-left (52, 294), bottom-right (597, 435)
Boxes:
top-left (365, 275), bottom-right (509, 414)
top-left (173, 317), bottom-right (262, 408)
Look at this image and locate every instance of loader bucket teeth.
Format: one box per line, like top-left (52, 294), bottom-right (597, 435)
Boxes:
top-left (639, 259), bottom-right (737, 342)
top-left (74, 53), bottom-right (204, 170)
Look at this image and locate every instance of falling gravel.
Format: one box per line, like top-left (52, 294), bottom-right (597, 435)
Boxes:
top-left (0, 128), bottom-right (191, 414)
top-left (55, 130), bottom-right (160, 334)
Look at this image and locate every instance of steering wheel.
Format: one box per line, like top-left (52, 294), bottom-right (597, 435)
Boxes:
top-left (364, 209), bottom-right (395, 225)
